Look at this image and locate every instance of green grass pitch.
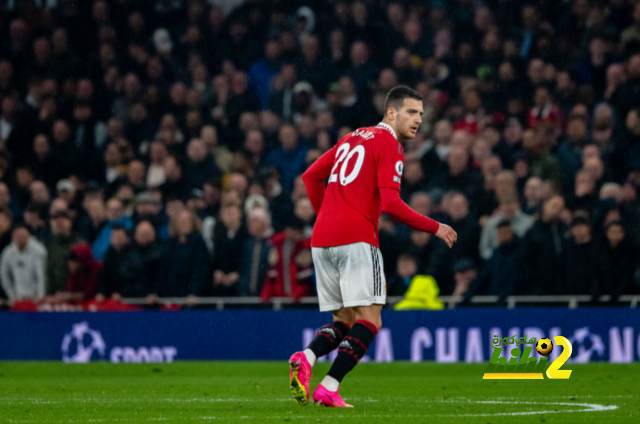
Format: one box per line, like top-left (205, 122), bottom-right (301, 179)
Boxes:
top-left (0, 361), bottom-right (638, 423)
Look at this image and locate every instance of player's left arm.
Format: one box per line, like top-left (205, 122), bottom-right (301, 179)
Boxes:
top-left (375, 137), bottom-right (457, 248)
top-left (302, 145), bottom-right (336, 215)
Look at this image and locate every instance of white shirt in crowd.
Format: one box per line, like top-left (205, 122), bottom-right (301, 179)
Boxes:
top-left (0, 238), bottom-right (47, 301)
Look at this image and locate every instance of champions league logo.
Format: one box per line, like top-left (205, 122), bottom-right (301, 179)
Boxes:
top-left (61, 322), bottom-right (106, 363)
top-left (568, 327), bottom-right (605, 363)
top-left (60, 321), bottom-right (178, 363)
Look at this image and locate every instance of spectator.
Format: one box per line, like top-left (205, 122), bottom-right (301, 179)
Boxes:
top-left (465, 220), bottom-right (521, 301)
top-left (522, 176), bottom-right (544, 215)
top-left (557, 116), bottom-right (589, 194)
top-left (445, 192), bottom-right (481, 264)
top-left (567, 169), bottom-right (598, 214)
top-left (211, 204), bottom-right (247, 296)
top-left (46, 210), bottom-right (81, 296)
top-left (146, 142), bottom-right (168, 188)
top-left (405, 230), bottom-right (439, 275)
top-left (563, 216), bottom-right (600, 296)
top-left (239, 208), bottom-right (273, 296)
top-left (421, 120), bottom-right (452, 182)
top-left (159, 155), bottom-right (189, 202)
top-left (479, 195), bottom-right (533, 260)
top-left (100, 143), bottom-right (127, 185)
top-left (79, 197), bottom-right (107, 244)
top-left (184, 138), bottom-right (220, 189)
top-left (519, 195), bottom-right (570, 295)
top-left (125, 221), bottom-right (166, 302)
top-left (610, 54), bottom-right (640, 121)
top-left (160, 209), bottom-right (209, 298)
top-left (29, 180), bottom-right (51, 206)
top-left (260, 216), bottom-right (314, 300)
top-left (248, 40), bottom-right (282, 109)
top-left (597, 221), bottom-right (640, 299)
top-left (100, 225), bottom-right (132, 299)
top-left (31, 135), bottom-right (57, 190)
top-left (0, 207), bottom-right (13, 255)
top-left (0, 225), bottom-right (47, 305)
top-left (132, 192), bottom-right (168, 239)
top-left (387, 254), bottom-right (418, 296)
top-left (65, 243), bottom-right (102, 302)
top-left (265, 125), bottom-right (307, 192)
top-left (23, 203), bottom-right (49, 243)
top-left (55, 179), bottom-right (80, 212)
top-left (108, 160), bottom-right (147, 198)
top-left (0, 182), bottom-right (21, 219)
top-left (91, 198), bottom-right (133, 261)
top-left (430, 145), bottom-right (482, 210)
top-left (451, 258), bottom-right (478, 297)
top-left (522, 127), bottom-right (561, 187)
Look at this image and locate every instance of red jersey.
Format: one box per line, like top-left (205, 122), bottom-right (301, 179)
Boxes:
top-left (303, 122), bottom-right (439, 248)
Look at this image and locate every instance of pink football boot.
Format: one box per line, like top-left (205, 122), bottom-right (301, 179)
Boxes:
top-left (312, 384), bottom-right (353, 407)
top-left (289, 352), bottom-right (313, 405)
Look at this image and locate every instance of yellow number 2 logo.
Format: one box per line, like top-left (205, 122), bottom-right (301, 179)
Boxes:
top-left (545, 336), bottom-right (573, 379)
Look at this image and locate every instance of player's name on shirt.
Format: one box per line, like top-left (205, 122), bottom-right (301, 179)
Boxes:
top-left (351, 129), bottom-right (375, 140)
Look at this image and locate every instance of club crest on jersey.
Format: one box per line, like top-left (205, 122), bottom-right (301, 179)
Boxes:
top-left (395, 161), bottom-right (403, 176)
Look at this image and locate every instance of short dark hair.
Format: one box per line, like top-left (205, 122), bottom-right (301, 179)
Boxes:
top-left (13, 223), bottom-right (30, 234)
top-left (384, 86), bottom-right (422, 115)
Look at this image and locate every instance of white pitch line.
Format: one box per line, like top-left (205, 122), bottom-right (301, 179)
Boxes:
top-left (1, 398), bottom-right (621, 422)
top-left (440, 400), bottom-right (618, 417)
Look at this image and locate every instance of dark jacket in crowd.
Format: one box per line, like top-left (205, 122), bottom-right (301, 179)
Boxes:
top-left (448, 216), bottom-right (482, 265)
top-left (101, 244), bottom-right (133, 297)
top-left (597, 236), bottom-right (640, 299)
top-left (211, 224), bottom-right (248, 295)
top-left (115, 241), bottom-right (167, 297)
top-left (465, 237), bottom-right (521, 300)
top-left (387, 273), bottom-right (414, 297)
top-left (46, 233), bottom-right (82, 295)
top-left (562, 240), bottom-right (600, 296)
top-left (160, 232), bottom-right (209, 296)
top-left (238, 235), bottom-right (270, 297)
top-left (185, 157), bottom-right (220, 189)
top-left (519, 220), bottom-right (570, 295)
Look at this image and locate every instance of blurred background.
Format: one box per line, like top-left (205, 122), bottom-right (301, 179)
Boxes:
top-left (0, 0), bottom-right (640, 314)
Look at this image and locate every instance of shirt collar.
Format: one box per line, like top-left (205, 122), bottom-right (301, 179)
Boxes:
top-left (377, 122), bottom-right (397, 140)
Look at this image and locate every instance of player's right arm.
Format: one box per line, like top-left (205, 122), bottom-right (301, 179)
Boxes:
top-left (302, 145), bottom-right (337, 215)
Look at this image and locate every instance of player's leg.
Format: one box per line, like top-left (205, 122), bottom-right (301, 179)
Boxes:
top-left (301, 307), bottom-right (355, 367)
top-left (313, 243), bottom-right (385, 407)
top-left (290, 246), bottom-right (344, 405)
top-left (319, 304), bottom-right (381, 390)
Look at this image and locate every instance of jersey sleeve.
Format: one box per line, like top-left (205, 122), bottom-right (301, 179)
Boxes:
top-left (375, 135), bottom-right (404, 191)
top-left (380, 188), bottom-right (440, 234)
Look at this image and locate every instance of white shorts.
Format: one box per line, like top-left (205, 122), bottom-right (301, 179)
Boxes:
top-left (312, 242), bottom-right (386, 312)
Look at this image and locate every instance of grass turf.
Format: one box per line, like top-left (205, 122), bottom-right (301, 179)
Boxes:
top-left (0, 361), bottom-right (638, 424)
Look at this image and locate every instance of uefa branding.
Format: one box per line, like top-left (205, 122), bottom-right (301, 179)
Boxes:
top-left (61, 321), bottom-right (178, 363)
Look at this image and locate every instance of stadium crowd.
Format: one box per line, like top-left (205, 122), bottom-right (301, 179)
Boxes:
top-left (1, 0), bottom-right (640, 311)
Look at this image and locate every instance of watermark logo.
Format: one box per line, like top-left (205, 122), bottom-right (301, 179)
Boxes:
top-left (483, 334), bottom-right (573, 380)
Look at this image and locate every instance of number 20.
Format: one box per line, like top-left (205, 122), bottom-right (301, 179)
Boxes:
top-left (329, 143), bottom-right (365, 186)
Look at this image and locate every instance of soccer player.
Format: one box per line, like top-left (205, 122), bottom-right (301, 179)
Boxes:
top-left (289, 86), bottom-right (457, 407)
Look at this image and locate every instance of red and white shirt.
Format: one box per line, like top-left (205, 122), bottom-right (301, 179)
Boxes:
top-left (303, 122), bottom-right (439, 248)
